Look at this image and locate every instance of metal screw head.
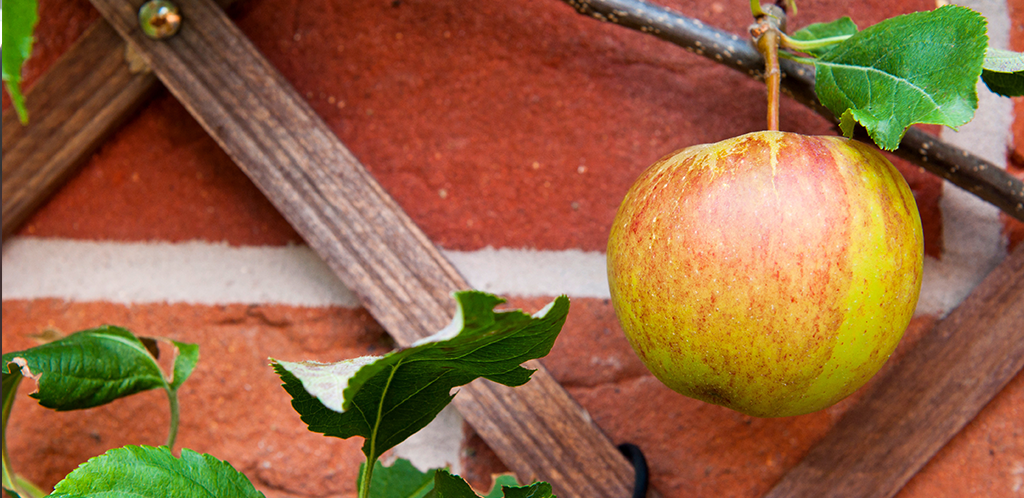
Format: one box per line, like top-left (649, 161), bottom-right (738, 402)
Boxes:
top-left (139, 0), bottom-right (182, 40)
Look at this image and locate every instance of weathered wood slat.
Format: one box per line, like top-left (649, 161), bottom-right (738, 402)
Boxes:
top-left (1, 21), bottom-right (158, 241)
top-left (765, 243), bottom-right (1024, 498)
top-left (86, 0), bottom-right (638, 494)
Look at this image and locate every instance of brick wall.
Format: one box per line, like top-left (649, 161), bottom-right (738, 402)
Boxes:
top-left (3, 0), bottom-right (1022, 496)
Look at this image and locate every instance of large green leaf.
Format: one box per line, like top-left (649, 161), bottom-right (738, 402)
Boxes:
top-left (812, 5), bottom-right (988, 150)
top-left (0, 326), bottom-right (173, 410)
top-left (48, 446), bottom-right (264, 497)
top-left (1, 0), bottom-right (39, 123)
top-left (981, 47), bottom-right (1024, 97)
top-left (272, 291), bottom-right (569, 463)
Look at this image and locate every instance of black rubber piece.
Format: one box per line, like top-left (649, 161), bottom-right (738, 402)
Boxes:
top-left (617, 443), bottom-right (649, 498)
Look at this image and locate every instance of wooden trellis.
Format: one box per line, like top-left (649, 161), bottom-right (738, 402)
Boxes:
top-left (3, 0), bottom-right (1023, 496)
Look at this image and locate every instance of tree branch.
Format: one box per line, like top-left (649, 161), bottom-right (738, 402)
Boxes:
top-left (560, 0), bottom-right (1024, 222)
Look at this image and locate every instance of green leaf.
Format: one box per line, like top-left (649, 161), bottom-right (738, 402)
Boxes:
top-left (980, 48), bottom-right (1024, 97)
top-left (483, 476), bottom-right (521, 498)
top-left (983, 47), bottom-right (1024, 73)
top-left (48, 445), bottom-right (265, 497)
top-left (429, 471), bottom-right (555, 498)
top-left (169, 340), bottom-right (200, 391)
top-left (812, 5), bottom-right (988, 150)
top-left (430, 470), bottom-right (478, 498)
top-left (271, 291), bottom-right (569, 464)
top-left (2, 0), bottom-right (39, 123)
top-left (357, 459), bottom-right (435, 498)
top-left (1, 326), bottom-right (167, 410)
top-left (789, 17), bottom-right (858, 57)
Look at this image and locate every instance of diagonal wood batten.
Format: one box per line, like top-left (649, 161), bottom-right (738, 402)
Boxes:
top-left (765, 243), bottom-right (1024, 498)
top-left (86, 0), bottom-right (638, 494)
top-left (1, 21), bottom-right (158, 241)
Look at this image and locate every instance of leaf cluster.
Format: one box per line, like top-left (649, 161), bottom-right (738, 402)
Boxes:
top-left (2, 292), bottom-right (568, 498)
top-left (2, 326), bottom-right (199, 497)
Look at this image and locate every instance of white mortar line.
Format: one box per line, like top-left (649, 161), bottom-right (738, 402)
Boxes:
top-left (1, 237), bottom-right (612, 306)
top-left (916, 0), bottom-right (1012, 317)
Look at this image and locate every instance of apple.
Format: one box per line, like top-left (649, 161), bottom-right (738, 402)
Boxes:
top-left (606, 131), bottom-right (923, 417)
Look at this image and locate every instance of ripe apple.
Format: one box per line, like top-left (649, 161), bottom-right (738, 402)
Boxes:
top-left (607, 131), bottom-right (923, 417)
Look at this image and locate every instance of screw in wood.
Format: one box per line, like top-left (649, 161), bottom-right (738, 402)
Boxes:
top-left (139, 0), bottom-right (182, 40)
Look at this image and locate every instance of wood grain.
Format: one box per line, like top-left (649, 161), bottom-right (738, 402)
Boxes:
top-left (1, 21), bottom-right (158, 241)
top-left (764, 243), bottom-right (1024, 498)
top-left (86, 0), bottom-right (639, 495)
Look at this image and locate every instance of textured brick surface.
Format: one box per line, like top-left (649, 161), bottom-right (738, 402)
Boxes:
top-left (3, 0), bottom-right (1022, 497)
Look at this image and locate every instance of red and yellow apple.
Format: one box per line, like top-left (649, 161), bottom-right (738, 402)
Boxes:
top-left (607, 131), bottom-right (923, 417)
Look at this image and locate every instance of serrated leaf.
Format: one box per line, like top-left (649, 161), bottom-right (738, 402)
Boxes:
top-left (498, 482), bottom-right (555, 498)
top-left (812, 5), bottom-right (988, 150)
top-left (429, 471), bottom-right (555, 498)
top-left (790, 17), bottom-right (858, 57)
top-left (357, 459), bottom-right (435, 498)
top-left (0, 326), bottom-right (168, 411)
top-left (48, 445), bottom-right (264, 497)
top-left (429, 470), bottom-right (478, 498)
top-left (271, 291), bottom-right (569, 464)
top-left (2, 0), bottom-right (39, 123)
top-left (483, 476), bottom-right (521, 498)
top-left (980, 48), bottom-right (1024, 97)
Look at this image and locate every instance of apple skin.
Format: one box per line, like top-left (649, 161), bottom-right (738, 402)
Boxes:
top-left (607, 131), bottom-right (923, 418)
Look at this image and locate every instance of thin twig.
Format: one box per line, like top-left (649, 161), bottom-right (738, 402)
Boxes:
top-left (560, 0), bottom-right (1024, 222)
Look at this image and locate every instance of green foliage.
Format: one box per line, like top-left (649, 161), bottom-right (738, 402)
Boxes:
top-left (808, 5), bottom-right (988, 150)
top-left (1, 0), bottom-right (39, 123)
top-left (48, 446), bottom-right (265, 498)
top-left (981, 48), bottom-right (1024, 97)
top-left (272, 291), bottom-right (568, 460)
top-left (0, 326), bottom-right (196, 411)
top-left (429, 470), bottom-right (555, 498)
top-left (272, 290), bottom-right (569, 498)
top-left (2, 326), bottom-right (199, 497)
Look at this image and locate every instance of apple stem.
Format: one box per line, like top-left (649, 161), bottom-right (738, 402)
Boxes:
top-left (750, 3), bottom-right (786, 132)
top-left (757, 29), bottom-right (781, 132)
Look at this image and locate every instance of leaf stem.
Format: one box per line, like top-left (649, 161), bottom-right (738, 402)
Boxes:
top-left (165, 387), bottom-right (180, 449)
top-left (358, 458), bottom-right (374, 498)
top-left (779, 32), bottom-right (851, 52)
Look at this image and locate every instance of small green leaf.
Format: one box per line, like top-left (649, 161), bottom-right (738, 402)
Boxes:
top-left (1, 326), bottom-right (168, 411)
top-left (481, 476), bottom-right (521, 498)
top-left (169, 340), bottom-right (200, 391)
top-left (981, 48), bottom-right (1024, 97)
top-left (48, 445), bottom-right (265, 497)
top-left (498, 482), bottom-right (555, 498)
top-left (2, 0), bottom-right (39, 123)
top-left (357, 459), bottom-right (435, 498)
top-left (430, 470), bottom-right (478, 498)
top-left (812, 5), bottom-right (988, 150)
top-left (790, 17), bottom-right (858, 57)
top-left (430, 471), bottom-right (555, 498)
top-left (272, 291), bottom-right (569, 463)
top-left (983, 47), bottom-right (1024, 73)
